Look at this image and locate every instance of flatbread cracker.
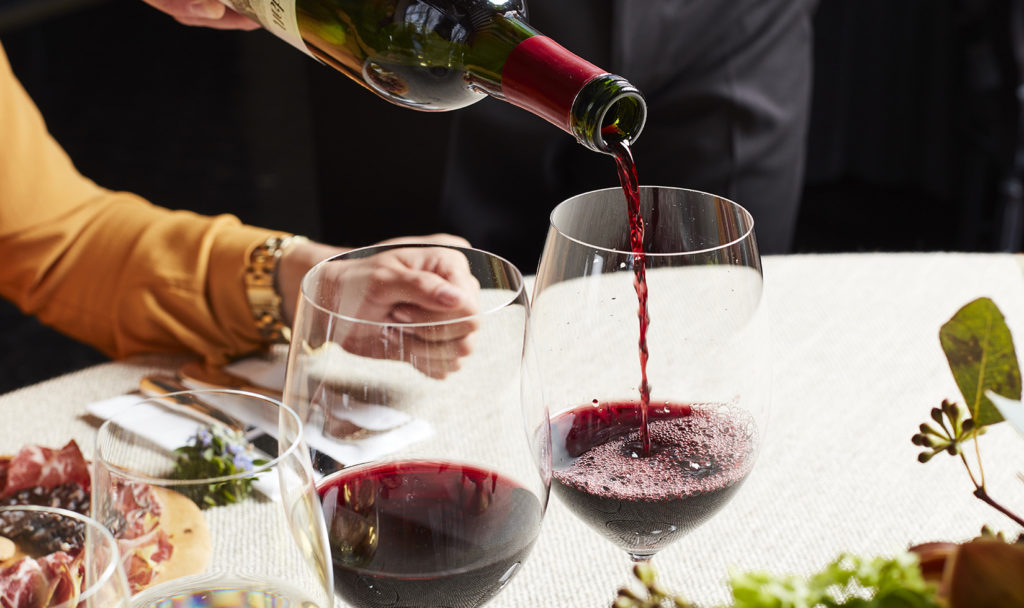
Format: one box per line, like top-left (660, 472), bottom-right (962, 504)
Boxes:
top-left (147, 486), bottom-right (211, 585)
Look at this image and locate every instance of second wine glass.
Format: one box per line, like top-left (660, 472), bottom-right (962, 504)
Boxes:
top-left (529, 186), bottom-right (770, 564)
top-left (282, 244), bottom-right (549, 608)
top-left (92, 389), bottom-right (332, 608)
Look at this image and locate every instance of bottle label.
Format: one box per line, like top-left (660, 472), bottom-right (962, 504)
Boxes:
top-left (219, 0), bottom-right (310, 56)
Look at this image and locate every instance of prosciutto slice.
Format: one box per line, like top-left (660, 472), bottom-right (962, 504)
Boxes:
top-left (0, 442), bottom-right (90, 498)
top-left (0, 551), bottom-right (82, 608)
top-left (1, 441), bottom-right (173, 603)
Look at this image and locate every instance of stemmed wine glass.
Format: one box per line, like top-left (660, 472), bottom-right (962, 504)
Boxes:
top-left (528, 186), bottom-right (770, 564)
top-left (92, 389), bottom-right (332, 608)
top-left (0, 504), bottom-right (132, 608)
top-left (281, 243), bottom-right (548, 608)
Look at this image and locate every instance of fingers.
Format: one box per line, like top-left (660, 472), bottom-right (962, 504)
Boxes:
top-left (363, 236), bottom-right (480, 307)
top-left (173, 12), bottom-right (262, 29)
top-left (357, 263), bottom-right (479, 349)
top-left (338, 327), bottom-right (471, 379)
top-left (351, 248), bottom-right (478, 319)
top-left (389, 303), bottom-right (479, 341)
top-left (326, 243), bottom-right (485, 379)
top-left (380, 265), bottom-right (475, 315)
top-left (389, 247), bottom-right (481, 312)
top-left (140, 0), bottom-right (221, 17)
top-left (379, 233), bottom-right (472, 249)
top-left (139, 0), bottom-right (260, 29)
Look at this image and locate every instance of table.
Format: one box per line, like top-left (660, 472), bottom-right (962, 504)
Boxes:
top-left (3, 252), bottom-right (1024, 606)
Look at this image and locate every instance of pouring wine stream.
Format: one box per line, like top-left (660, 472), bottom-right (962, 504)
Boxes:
top-left (610, 139), bottom-right (652, 457)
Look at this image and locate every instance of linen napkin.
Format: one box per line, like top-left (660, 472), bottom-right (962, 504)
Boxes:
top-left (85, 390), bottom-right (433, 470)
top-left (87, 393), bottom-right (207, 452)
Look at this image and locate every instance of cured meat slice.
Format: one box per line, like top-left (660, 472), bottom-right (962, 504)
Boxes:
top-left (0, 443), bottom-right (90, 499)
top-left (0, 550), bottom-right (82, 608)
top-left (1, 440), bottom-right (210, 603)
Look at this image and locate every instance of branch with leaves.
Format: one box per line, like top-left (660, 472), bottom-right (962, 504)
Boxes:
top-left (911, 297), bottom-right (1024, 527)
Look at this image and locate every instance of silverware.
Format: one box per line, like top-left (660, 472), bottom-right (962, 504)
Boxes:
top-left (139, 375), bottom-right (248, 430)
top-left (177, 359), bottom-right (283, 399)
top-left (138, 374), bottom-right (344, 476)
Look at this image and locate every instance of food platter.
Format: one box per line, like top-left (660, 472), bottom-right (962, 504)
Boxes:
top-left (0, 441), bottom-right (212, 607)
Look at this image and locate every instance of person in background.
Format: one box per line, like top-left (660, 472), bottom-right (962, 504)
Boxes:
top-left (0, 9), bottom-right (478, 373)
top-left (439, 0), bottom-right (820, 270)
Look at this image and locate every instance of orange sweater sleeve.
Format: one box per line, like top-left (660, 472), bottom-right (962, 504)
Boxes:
top-left (0, 42), bottom-right (280, 366)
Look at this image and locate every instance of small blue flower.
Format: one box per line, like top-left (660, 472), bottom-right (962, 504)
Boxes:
top-left (232, 452), bottom-right (254, 471)
top-left (194, 428), bottom-right (213, 448)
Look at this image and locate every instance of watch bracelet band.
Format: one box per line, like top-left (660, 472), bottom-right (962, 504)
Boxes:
top-left (245, 234), bottom-right (309, 344)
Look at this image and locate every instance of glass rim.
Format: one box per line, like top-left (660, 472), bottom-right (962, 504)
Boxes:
top-left (94, 389), bottom-right (305, 486)
top-left (0, 504), bottom-right (123, 607)
top-left (550, 185), bottom-right (757, 257)
top-left (300, 243), bottom-right (527, 327)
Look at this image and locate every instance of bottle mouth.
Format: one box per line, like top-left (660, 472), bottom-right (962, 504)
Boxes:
top-left (571, 74), bottom-right (648, 154)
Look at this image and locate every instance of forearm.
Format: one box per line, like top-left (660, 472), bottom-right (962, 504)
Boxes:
top-left (0, 190), bottom-right (275, 364)
top-left (1, 41), bottom-right (280, 364)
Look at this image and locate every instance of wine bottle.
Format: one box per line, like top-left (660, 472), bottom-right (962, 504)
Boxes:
top-left (219, 0), bottom-right (646, 153)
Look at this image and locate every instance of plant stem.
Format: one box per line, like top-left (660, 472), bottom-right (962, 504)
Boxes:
top-left (973, 486), bottom-right (1024, 528)
top-left (973, 433), bottom-right (986, 487)
top-left (959, 451), bottom-right (981, 489)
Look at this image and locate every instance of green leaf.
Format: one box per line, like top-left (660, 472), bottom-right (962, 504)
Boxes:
top-left (939, 297), bottom-right (1021, 427)
top-left (726, 554), bottom-right (941, 608)
top-left (172, 424), bottom-right (263, 508)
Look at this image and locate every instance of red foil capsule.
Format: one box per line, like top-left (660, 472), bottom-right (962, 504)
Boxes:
top-left (501, 36), bottom-right (606, 132)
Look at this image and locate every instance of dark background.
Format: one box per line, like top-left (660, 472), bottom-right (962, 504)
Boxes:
top-left (1, 0), bottom-right (1021, 392)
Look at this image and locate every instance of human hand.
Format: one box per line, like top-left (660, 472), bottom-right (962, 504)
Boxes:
top-left (139, 0), bottom-right (260, 30)
top-left (330, 245), bottom-right (481, 378)
top-left (278, 235), bottom-right (480, 378)
top-left (374, 234), bottom-right (472, 249)
top-left (277, 234), bottom-right (472, 325)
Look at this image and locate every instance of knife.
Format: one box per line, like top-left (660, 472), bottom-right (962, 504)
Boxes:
top-left (139, 375), bottom-right (249, 430)
top-left (138, 374), bottom-right (344, 476)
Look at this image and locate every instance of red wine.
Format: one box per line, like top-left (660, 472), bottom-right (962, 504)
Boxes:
top-left (551, 402), bottom-right (756, 558)
top-left (317, 460), bottom-right (543, 608)
top-left (609, 139), bottom-right (653, 454)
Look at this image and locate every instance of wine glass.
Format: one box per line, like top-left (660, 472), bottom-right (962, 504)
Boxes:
top-left (0, 504), bottom-right (131, 608)
top-left (281, 244), bottom-right (548, 608)
top-left (529, 185), bottom-right (770, 563)
top-left (91, 389), bottom-right (332, 608)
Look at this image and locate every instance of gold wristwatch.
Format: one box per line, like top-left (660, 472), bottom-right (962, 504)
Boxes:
top-left (245, 234), bottom-right (309, 344)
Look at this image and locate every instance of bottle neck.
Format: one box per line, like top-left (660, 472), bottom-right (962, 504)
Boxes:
top-left (568, 74), bottom-right (647, 154)
top-left (486, 24), bottom-right (647, 154)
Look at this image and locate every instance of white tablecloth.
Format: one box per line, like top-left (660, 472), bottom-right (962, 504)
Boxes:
top-left (3, 253), bottom-right (1024, 607)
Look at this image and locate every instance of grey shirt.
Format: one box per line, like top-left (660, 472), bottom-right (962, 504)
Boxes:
top-left (439, 0), bottom-right (818, 269)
